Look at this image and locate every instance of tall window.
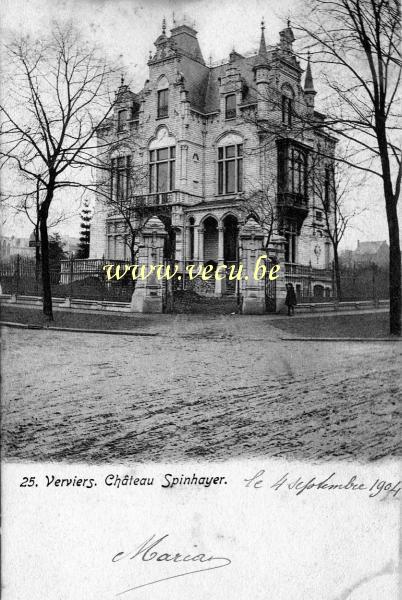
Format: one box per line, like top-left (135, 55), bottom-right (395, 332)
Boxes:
top-left (111, 156), bottom-right (131, 204)
top-left (284, 223), bottom-right (297, 263)
top-left (117, 109), bottom-right (127, 132)
top-left (289, 148), bottom-right (307, 195)
top-left (282, 95), bottom-right (292, 126)
top-left (149, 147), bottom-right (175, 192)
top-left (157, 89), bottom-right (169, 118)
top-left (225, 94), bottom-right (236, 119)
top-left (218, 144), bottom-right (243, 194)
top-left (324, 165), bottom-right (332, 210)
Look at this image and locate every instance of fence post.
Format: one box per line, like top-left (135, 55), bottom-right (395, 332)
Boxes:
top-left (372, 263), bottom-right (378, 307)
top-left (331, 260), bottom-right (336, 300)
top-left (15, 254), bottom-right (20, 299)
top-left (68, 254), bottom-right (74, 306)
top-left (101, 256), bottom-right (105, 302)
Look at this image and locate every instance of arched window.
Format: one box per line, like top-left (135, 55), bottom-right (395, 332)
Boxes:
top-left (313, 284), bottom-right (324, 297)
top-left (217, 133), bottom-right (243, 195)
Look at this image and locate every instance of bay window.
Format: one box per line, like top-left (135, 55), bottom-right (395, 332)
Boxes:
top-left (277, 142), bottom-right (307, 198)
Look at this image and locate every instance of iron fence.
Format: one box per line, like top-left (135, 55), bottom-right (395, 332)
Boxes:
top-left (0, 256), bottom-right (389, 307)
top-left (0, 256), bottom-right (135, 303)
top-left (284, 262), bottom-right (334, 303)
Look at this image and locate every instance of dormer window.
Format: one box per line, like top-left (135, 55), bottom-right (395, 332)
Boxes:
top-left (225, 94), bottom-right (236, 120)
top-left (157, 89), bottom-right (169, 118)
top-left (117, 109), bottom-right (127, 132)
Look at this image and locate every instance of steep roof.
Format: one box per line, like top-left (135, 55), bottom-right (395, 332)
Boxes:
top-left (356, 241), bottom-right (388, 254)
top-left (170, 24), bottom-right (205, 64)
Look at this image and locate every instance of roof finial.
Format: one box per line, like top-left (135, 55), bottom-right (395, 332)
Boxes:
top-left (287, 16), bottom-right (291, 28)
top-left (120, 73), bottom-right (124, 86)
top-left (162, 17), bottom-right (166, 35)
top-left (172, 11), bottom-right (176, 25)
top-left (261, 17), bottom-right (265, 31)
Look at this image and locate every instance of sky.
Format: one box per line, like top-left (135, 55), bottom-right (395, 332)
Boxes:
top-left (0, 0), bottom-right (398, 249)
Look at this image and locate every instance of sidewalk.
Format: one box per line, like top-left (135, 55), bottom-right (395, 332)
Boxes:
top-left (0, 302), bottom-right (398, 341)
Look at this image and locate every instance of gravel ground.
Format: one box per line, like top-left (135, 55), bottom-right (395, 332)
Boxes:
top-left (1, 317), bottom-right (401, 462)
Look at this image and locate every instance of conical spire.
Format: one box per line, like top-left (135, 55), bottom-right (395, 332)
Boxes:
top-left (304, 51), bottom-right (316, 93)
top-left (259, 18), bottom-right (267, 57)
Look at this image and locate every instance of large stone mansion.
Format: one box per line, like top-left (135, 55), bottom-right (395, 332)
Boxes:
top-left (90, 18), bottom-right (335, 311)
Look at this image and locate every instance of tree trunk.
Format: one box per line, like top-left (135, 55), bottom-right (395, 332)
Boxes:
top-left (130, 244), bottom-right (138, 294)
top-left (377, 119), bottom-right (401, 336)
top-left (39, 211), bottom-right (53, 321)
top-left (333, 248), bottom-right (342, 301)
top-left (39, 184), bottom-right (54, 321)
top-left (385, 194), bottom-right (401, 335)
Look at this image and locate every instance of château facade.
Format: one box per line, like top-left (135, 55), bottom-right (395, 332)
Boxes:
top-left (90, 19), bottom-right (336, 308)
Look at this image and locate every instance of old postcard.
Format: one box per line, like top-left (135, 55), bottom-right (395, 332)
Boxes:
top-left (1, 0), bottom-right (401, 598)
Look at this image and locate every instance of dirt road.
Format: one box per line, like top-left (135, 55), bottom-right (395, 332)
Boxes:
top-left (2, 317), bottom-right (401, 462)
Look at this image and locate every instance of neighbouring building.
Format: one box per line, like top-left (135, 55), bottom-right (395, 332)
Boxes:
top-left (0, 235), bottom-right (35, 259)
top-left (341, 240), bottom-right (389, 269)
top-left (90, 18), bottom-right (336, 311)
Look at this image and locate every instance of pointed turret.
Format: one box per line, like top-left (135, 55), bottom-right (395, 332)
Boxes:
top-left (304, 51), bottom-right (316, 116)
top-left (304, 51), bottom-right (316, 94)
top-left (253, 19), bottom-right (271, 120)
top-left (259, 18), bottom-right (267, 58)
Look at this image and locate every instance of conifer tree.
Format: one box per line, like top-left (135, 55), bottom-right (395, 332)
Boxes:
top-left (76, 198), bottom-right (93, 259)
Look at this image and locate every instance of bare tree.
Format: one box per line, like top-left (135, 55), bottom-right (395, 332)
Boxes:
top-left (97, 162), bottom-right (149, 272)
top-left (294, 0), bottom-right (401, 333)
top-left (310, 151), bottom-right (365, 299)
top-left (0, 22), bottom-right (120, 320)
top-left (241, 175), bottom-right (276, 254)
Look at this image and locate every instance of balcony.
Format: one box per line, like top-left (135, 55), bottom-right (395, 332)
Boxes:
top-left (277, 192), bottom-right (308, 210)
top-left (277, 192), bottom-right (309, 234)
top-left (130, 191), bottom-right (203, 208)
top-left (225, 108), bottom-right (236, 120)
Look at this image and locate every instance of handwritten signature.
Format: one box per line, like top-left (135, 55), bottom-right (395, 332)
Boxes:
top-left (113, 533), bottom-right (232, 596)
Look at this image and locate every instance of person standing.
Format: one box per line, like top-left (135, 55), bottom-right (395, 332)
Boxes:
top-left (285, 283), bottom-right (297, 316)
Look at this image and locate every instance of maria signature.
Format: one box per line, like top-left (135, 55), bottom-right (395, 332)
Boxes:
top-left (112, 533), bottom-right (232, 596)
